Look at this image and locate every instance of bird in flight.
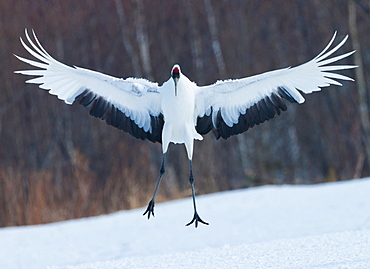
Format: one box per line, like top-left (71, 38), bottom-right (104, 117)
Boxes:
top-left (15, 30), bottom-right (356, 227)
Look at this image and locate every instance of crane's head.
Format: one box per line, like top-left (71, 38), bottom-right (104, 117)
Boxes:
top-left (171, 64), bottom-right (181, 96)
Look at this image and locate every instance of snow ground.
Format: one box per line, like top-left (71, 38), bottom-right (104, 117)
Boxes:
top-left (0, 179), bottom-right (369, 269)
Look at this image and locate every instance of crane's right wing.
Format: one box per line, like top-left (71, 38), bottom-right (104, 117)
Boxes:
top-left (15, 29), bottom-right (164, 143)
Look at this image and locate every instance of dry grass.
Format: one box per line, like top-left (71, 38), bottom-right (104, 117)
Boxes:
top-left (0, 149), bottom-right (184, 227)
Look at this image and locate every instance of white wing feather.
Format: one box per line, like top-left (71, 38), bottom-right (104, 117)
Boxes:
top-left (196, 32), bottom-right (356, 127)
top-left (15, 29), bottom-right (161, 133)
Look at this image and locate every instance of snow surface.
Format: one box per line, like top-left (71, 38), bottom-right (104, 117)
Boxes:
top-left (1, 179), bottom-right (369, 269)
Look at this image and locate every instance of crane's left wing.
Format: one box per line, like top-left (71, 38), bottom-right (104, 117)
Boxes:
top-left (195, 32), bottom-right (356, 139)
top-left (15, 29), bottom-right (164, 143)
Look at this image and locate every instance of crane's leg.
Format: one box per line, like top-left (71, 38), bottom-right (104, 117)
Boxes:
top-left (143, 153), bottom-right (166, 219)
top-left (186, 160), bottom-right (209, 227)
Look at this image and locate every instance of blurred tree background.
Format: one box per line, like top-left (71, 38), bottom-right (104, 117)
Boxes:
top-left (0, 0), bottom-right (369, 227)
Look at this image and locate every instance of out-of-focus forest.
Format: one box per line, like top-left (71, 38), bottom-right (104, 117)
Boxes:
top-left (0, 0), bottom-right (369, 227)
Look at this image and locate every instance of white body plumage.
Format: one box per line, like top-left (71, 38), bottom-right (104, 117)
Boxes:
top-left (160, 65), bottom-right (203, 159)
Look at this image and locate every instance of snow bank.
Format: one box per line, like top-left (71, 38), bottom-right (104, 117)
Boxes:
top-left (1, 179), bottom-right (369, 268)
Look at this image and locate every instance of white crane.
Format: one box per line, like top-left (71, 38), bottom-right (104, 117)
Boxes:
top-left (15, 30), bottom-right (356, 227)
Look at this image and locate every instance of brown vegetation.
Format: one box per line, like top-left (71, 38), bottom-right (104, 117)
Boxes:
top-left (0, 0), bottom-right (369, 227)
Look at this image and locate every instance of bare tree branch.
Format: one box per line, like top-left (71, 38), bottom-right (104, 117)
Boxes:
top-left (203, 0), bottom-right (226, 77)
top-left (134, 0), bottom-right (153, 80)
top-left (348, 0), bottom-right (370, 174)
top-left (114, 0), bottom-right (142, 76)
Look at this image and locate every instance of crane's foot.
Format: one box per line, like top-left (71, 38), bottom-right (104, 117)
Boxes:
top-left (186, 212), bottom-right (209, 228)
top-left (143, 199), bottom-right (155, 219)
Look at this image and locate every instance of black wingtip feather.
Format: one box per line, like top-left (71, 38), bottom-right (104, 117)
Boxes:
top-left (196, 113), bottom-right (213, 135)
top-left (76, 90), bottom-right (96, 107)
top-left (270, 93), bottom-right (287, 113)
top-left (278, 86), bottom-right (298, 103)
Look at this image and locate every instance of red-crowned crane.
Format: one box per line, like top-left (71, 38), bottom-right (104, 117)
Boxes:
top-left (15, 30), bottom-right (356, 227)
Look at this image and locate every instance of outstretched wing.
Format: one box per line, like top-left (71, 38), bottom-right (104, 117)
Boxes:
top-left (15, 29), bottom-right (163, 143)
top-left (195, 32), bottom-right (356, 139)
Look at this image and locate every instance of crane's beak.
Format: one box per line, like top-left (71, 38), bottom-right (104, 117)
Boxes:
top-left (171, 65), bottom-right (180, 96)
top-left (173, 77), bottom-right (179, 96)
